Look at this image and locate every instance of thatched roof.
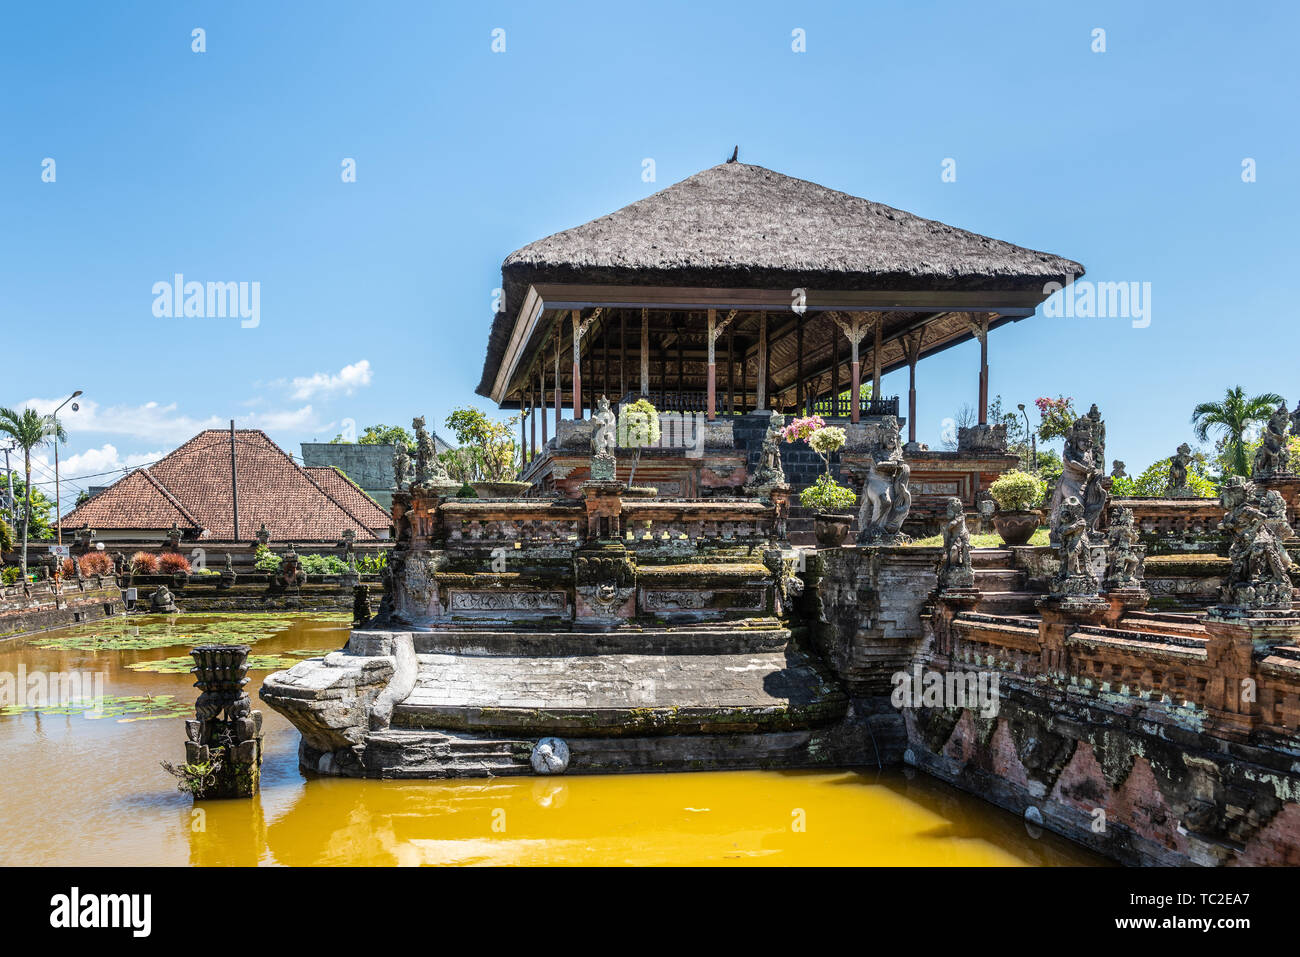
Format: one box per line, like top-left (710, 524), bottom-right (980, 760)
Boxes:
top-left (479, 160), bottom-right (1084, 397)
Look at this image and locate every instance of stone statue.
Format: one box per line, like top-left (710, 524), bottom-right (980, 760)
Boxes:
top-left (1111, 460), bottom-right (1127, 479)
top-left (220, 550), bottom-right (237, 588)
top-left (592, 396), bottom-right (617, 456)
top-left (150, 583), bottom-right (179, 613)
top-left (1104, 505), bottom-right (1142, 588)
top-left (170, 644), bottom-right (264, 798)
top-left (1052, 496), bottom-right (1097, 595)
top-left (274, 545), bottom-right (306, 590)
top-left (1291, 400), bottom-right (1300, 442)
top-left (1088, 403), bottom-right (1106, 466)
top-left (1219, 476), bottom-right (1294, 611)
top-left (412, 416), bottom-right (436, 487)
top-left (1168, 443), bottom-right (1193, 497)
top-left (256, 522), bottom-right (270, 546)
top-left (1251, 401), bottom-right (1291, 479)
top-left (113, 551), bottom-right (126, 576)
top-left (167, 521), bottom-right (182, 547)
top-left (589, 395), bottom-right (619, 482)
top-left (1049, 414), bottom-right (1106, 544)
top-left (747, 413), bottom-right (787, 490)
top-left (392, 443), bottom-right (411, 491)
top-left (938, 497), bottom-right (974, 590)
top-left (857, 427), bottom-right (912, 544)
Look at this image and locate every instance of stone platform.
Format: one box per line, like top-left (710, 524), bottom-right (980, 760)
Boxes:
top-left (260, 620), bottom-right (849, 776)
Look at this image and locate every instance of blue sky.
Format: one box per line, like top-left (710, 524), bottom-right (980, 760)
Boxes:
top-left (2, 1), bottom-right (1296, 507)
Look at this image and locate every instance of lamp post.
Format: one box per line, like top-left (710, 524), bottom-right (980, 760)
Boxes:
top-left (51, 391), bottom-right (82, 546)
top-left (1017, 403), bottom-right (1036, 472)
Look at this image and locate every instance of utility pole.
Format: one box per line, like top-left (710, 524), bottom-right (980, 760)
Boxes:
top-left (2, 442), bottom-right (14, 529)
top-left (230, 420), bottom-right (240, 541)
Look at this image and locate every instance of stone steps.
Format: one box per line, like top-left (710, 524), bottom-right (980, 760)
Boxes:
top-left (349, 622), bottom-right (793, 657)
top-left (971, 548), bottom-right (1015, 569)
top-left (973, 568), bottom-right (1025, 591)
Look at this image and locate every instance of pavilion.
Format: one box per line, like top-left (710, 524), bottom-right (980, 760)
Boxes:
top-left (477, 157), bottom-right (1083, 509)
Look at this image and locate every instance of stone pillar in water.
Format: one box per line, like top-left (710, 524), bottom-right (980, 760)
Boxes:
top-left (180, 644), bottom-right (265, 798)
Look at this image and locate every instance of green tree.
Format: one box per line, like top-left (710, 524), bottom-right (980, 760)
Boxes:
top-left (443, 407), bottom-right (519, 482)
top-left (1111, 454), bottom-right (1216, 498)
top-left (330, 423), bottom-right (416, 450)
top-left (0, 407), bottom-right (66, 576)
top-left (1190, 386), bottom-right (1284, 478)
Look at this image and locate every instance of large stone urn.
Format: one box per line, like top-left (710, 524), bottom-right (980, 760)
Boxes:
top-left (813, 512), bottom-right (853, 548)
top-left (993, 509), bottom-right (1040, 546)
top-left (471, 480), bottom-right (533, 499)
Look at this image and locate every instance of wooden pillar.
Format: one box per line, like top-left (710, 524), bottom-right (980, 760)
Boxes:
top-left (831, 325), bottom-right (839, 417)
top-left (620, 311), bottom-right (627, 398)
top-left (756, 311), bottom-right (767, 412)
top-left (727, 329), bottom-right (735, 414)
top-left (967, 316), bottom-right (990, 425)
top-left (519, 401), bottom-right (527, 465)
top-left (553, 324), bottom-right (562, 433)
top-left (639, 308), bottom-right (649, 396)
top-left (872, 317), bottom-right (883, 404)
top-left (676, 321), bottom-right (684, 400)
top-left (796, 314), bottom-right (804, 415)
top-left (540, 365), bottom-right (548, 448)
top-left (530, 388), bottom-right (536, 458)
top-left (571, 309), bottom-right (583, 419)
top-left (903, 331), bottom-right (924, 445)
top-left (706, 308), bottom-right (717, 420)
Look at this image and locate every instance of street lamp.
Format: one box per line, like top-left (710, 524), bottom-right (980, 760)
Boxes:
top-left (1017, 403), bottom-right (1037, 472)
top-left (51, 391), bottom-right (82, 546)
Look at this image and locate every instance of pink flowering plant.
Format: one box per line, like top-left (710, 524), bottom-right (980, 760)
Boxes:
top-left (783, 416), bottom-right (856, 509)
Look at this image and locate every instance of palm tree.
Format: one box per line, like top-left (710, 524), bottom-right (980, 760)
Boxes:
top-left (0, 407), bottom-right (66, 577)
top-left (1191, 386), bottom-right (1284, 478)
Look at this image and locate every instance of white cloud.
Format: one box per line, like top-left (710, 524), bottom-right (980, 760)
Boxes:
top-left (27, 444), bottom-right (166, 495)
top-left (288, 359), bottom-right (373, 400)
top-left (18, 397), bottom-right (226, 445)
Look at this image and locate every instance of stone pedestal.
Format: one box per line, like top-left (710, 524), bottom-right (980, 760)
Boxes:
top-left (1035, 593), bottom-right (1109, 678)
top-left (572, 542), bottom-right (636, 630)
top-left (580, 479), bottom-right (625, 541)
top-left (1101, 586), bottom-right (1149, 627)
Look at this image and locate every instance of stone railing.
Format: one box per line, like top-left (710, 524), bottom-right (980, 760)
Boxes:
top-left (1115, 496), bottom-right (1223, 551)
top-left (620, 499), bottom-right (778, 545)
top-left (435, 500), bottom-right (586, 544)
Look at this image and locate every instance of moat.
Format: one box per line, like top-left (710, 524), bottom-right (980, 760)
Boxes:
top-left (0, 613), bottom-right (1099, 866)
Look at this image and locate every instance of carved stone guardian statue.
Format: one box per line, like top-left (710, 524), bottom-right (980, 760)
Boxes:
top-left (746, 413), bottom-right (787, 492)
top-left (1218, 476), bottom-right (1294, 611)
top-left (1252, 402), bottom-right (1292, 479)
top-left (1104, 505), bottom-right (1143, 589)
top-left (938, 497), bottom-right (974, 590)
top-left (856, 427), bottom-right (911, 545)
top-left (1168, 443), bottom-right (1194, 498)
top-left (1050, 496), bottom-right (1099, 596)
top-left (589, 395), bottom-right (619, 482)
top-left (1049, 413), bottom-right (1106, 545)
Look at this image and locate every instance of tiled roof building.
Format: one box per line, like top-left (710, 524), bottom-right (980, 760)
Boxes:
top-left (59, 429), bottom-right (392, 542)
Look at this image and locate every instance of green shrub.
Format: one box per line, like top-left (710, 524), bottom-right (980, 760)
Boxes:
top-left (1, 566), bottom-right (20, 585)
top-left (299, 553), bottom-right (347, 575)
top-left (989, 470), bottom-right (1045, 511)
top-left (1111, 458), bottom-right (1216, 498)
top-left (252, 544), bottom-right (281, 571)
top-left (799, 474), bottom-right (857, 510)
top-left (617, 398), bottom-right (661, 447)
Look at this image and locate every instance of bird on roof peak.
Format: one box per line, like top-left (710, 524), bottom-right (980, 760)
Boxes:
top-left (727, 145), bottom-right (738, 163)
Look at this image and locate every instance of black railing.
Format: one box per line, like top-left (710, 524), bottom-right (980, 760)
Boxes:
top-left (810, 395), bottom-right (899, 418)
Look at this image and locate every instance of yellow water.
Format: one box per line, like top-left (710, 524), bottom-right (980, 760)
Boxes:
top-left (0, 614), bottom-right (1102, 866)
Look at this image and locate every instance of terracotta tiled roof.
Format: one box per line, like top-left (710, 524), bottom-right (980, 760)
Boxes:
top-left (303, 466), bottom-right (393, 529)
top-left (59, 429), bottom-right (392, 541)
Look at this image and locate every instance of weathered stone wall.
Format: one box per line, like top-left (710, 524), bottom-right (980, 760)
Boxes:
top-left (0, 576), bottom-right (124, 641)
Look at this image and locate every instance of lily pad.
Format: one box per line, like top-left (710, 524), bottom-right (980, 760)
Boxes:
top-left (0, 693), bottom-right (192, 722)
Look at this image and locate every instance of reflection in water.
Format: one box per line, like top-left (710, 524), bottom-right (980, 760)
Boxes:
top-left (0, 614), bottom-right (1102, 866)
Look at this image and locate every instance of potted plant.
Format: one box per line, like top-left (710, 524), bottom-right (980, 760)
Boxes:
top-left (785, 417), bottom-right (857, 547)
top-left (988, 470), bottom-right (1046, 546)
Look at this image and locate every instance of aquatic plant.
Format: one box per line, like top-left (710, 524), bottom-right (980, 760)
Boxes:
top-left (160, 752), bottom-right (224, 796)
